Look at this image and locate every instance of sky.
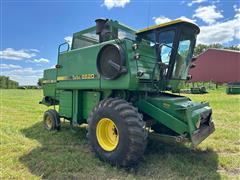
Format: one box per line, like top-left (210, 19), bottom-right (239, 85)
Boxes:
top-left (1, 0), bottom-right (240, 85)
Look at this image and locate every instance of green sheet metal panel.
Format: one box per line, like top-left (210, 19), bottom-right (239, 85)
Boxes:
top-left (145, 95), bottom-right (189, 122)
top-left (43, 83), bottom-right (56, 97)
top-left (57, 44), bottom-right (100, 90)
top-left (72, 90), bottom-right (83, 125)
top-left (56, 39), bottom-right (139, 91)
top-left (43, 68), bottom-right (57, 97)
top-left (59, 91), bottom-right (73, 118)
top-left (136, 99), bottom-right (188, 134)
top-left (82, 91), bottom-right (100, 119)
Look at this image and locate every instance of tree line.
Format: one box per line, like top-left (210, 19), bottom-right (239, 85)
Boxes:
top-left (194, 44), bottom-right (240, 56)
top-left (0, 76), bottom-right (19, 89)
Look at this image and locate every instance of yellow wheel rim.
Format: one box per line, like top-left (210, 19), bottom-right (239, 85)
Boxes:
top-left (46, 116), bottom-right (52, 129)
top-left (96, 118), bottom-right (119, 151)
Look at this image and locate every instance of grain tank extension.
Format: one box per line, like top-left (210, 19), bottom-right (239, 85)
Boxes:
top-left (40, 19), bottom-right (215, 166)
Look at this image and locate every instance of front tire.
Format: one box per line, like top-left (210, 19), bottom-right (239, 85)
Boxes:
top-left (43, 109), bottom-right (60, 131)
top-left (87, 98), bottom-right (147, 166)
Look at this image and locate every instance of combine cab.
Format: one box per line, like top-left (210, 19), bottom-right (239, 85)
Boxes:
top-left (40, 18), bottom-right (215, 166)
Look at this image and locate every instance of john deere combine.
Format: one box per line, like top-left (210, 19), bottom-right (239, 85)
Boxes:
top-left (40, 19), bottom-right (215, 166)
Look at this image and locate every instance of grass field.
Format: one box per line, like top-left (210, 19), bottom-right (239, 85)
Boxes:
top-left (1, 88), bottom-right (239, 179)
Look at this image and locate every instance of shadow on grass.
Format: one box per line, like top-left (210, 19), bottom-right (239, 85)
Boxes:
top-left (20, 122), bottom-right (220, 179)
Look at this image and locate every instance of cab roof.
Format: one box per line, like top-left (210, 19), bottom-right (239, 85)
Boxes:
top-left (136, 19), bottom-right (200, 34)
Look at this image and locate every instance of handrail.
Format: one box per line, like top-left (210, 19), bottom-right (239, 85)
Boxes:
top-left (53, 42), bottom-right (70, 110)
top-left (58, 42), bottom-right (70, 54)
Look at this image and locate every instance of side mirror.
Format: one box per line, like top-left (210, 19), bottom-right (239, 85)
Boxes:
top-left (190, 63), bottom-right (196, 69)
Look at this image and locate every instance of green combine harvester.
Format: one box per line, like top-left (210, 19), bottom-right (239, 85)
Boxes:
top-left (40, 19), bottom-right (215, 166)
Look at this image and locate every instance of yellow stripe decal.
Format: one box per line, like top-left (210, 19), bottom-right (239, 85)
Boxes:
top-left (42, 80), bottom-right (57, 84)
top-left (57, 74), bottom-right (97, 81)
top-left (57, 76), bottom-right (72, 81)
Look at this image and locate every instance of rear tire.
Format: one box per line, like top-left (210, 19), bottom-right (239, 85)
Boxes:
top-left (87, 98), bottom-right (147, 166)
top-left (43, 109), bottom-right (60, 131)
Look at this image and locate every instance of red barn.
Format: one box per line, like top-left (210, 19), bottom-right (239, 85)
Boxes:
top-left (189, 48), bottom-right (240, 83)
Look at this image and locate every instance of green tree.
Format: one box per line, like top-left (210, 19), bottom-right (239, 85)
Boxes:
top-left (224, 45), bottom-right (240, 51)
top-left (193, 44), bottom-right (208, 56)
top-left (194, 43), bottom-right (239, 56)
top-left (0, 76), bottom-right (19, 89)
top-left (38, 78), bottom-right (43, 87)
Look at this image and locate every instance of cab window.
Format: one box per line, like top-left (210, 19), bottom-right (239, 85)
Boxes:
top-left (118, 29), bottom-right (135, 40)
top-left (72, 30), bottom-right (99, 49)
top-left (172, 33), bottom-right (194, 79)
top-left (159, 30), bottom-right (175, 64)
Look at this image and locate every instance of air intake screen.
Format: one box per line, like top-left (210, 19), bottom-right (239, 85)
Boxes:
top-left (97, 44), bottom-right (126, 80)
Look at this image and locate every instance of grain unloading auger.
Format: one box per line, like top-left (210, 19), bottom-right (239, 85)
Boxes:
top-left (40, 18), bottom-right (215, 166)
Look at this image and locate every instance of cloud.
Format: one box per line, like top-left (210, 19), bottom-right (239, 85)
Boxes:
top-left (2, 67), bottom-right (43, 85)
top-left (152, 13), bottom-right (239, 45)
top-left (197, 5), bottom-right (240, 44)
top-left (64, 36), bottom-right (73, 45)
top-left (177, 16), bottom-right (196, 23)
top-left (212, 0), bottom-right (220, 4)
top-left (153, 16), bottom-right (196, 25)
top-left (197, 18), bottom-right (240, 44)
top-left (0, 63), bottom-right (22, 69)
top-left (233, 4), bottom-right (238, 11)
top-left (187, 0), bottom-right (206, 7)
top-left (0, 48), bottom-right (48, 84)
top-left (30, 49), bottom-right (40, 52)
top-left (0, 48), bottom-right (37, 60)
top-left (233, 4), bottom-right (240, 18)
top-left (153, 16), bottom-right (171, 24)
top-left (103, 0), bottom-right (130, 9)
top-left (193, 5), bottom-right (223, 24)
top-left (64, 36), bottom-right (73, 49)
top-left (31, 58), bottom-right (49, 63)
top-left (0, 47), bottom-right (50, 64)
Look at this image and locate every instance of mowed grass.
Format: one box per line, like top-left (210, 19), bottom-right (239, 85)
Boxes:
top-left (0, 88), bottom-right (239, 179)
